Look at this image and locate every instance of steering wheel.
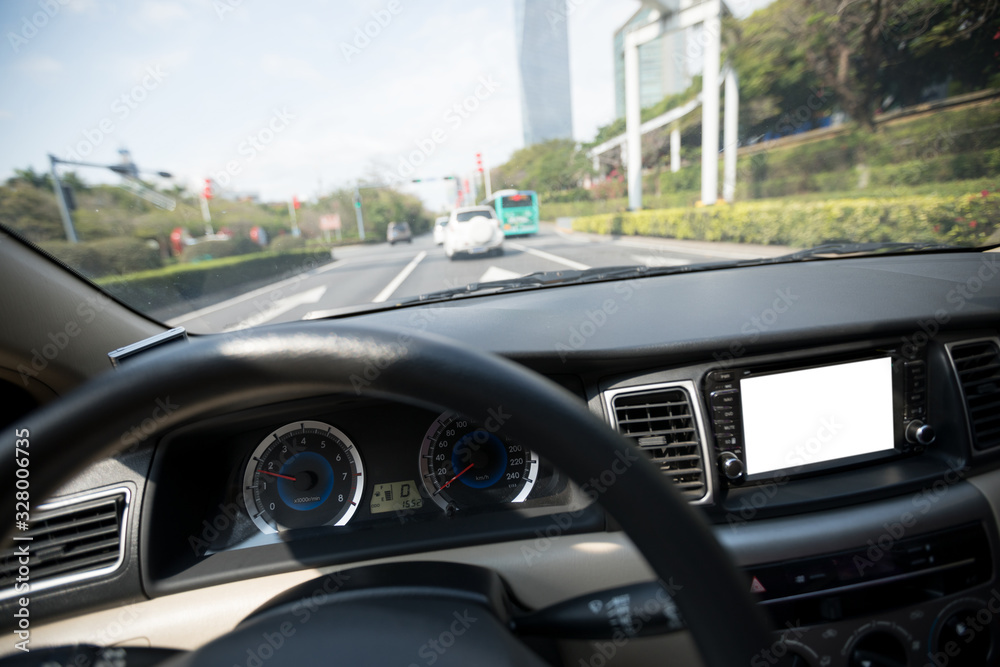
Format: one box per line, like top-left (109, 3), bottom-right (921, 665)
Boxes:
top-left (0, 323), bottom-right (771, 665)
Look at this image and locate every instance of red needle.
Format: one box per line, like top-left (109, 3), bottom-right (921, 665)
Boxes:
top-left (260, 470), bottom-right (296, 481)
top-left (435, 463), bottom-right (474, 495)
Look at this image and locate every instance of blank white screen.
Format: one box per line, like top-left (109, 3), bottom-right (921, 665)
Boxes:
top-left (741, 357), bottom-right (895, 476)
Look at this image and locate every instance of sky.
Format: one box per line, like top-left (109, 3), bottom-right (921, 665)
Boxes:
top-left (0, 0), bottom-right (769, 210)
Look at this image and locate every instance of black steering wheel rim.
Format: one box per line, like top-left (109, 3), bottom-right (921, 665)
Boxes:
top-left (0, 322), bottom-right (771, 665)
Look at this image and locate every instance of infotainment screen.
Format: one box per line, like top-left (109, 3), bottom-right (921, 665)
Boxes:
top-left (740, 357), bottom-right (895, 476)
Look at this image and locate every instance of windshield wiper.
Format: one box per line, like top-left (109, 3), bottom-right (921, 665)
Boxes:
top-left (770, 241), bottom-right (969, 262)
top-left (394, 241), bottom-right (996, 307)
top-left (399, 262), bottom-right (741, 303)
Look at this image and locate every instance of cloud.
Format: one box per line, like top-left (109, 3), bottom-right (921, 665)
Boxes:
top-left (137, 1), bottom-right (190, 25)
top-left (13, 56), bottom-right (62, 74)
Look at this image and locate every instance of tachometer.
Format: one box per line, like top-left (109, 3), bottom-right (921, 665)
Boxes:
top-left (419, 412), bottom-right (538, 512)
top-left (243, 420), bottom-right (364, 534)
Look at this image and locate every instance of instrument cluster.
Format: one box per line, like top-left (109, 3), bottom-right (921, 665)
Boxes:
top-left (154, 397), bottom-right (575, 554)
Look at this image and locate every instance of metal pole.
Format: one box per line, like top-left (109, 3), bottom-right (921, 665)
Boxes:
top-left (288, 200), bottom-right (299, 237)
top-left (48, 155), bottom-right (78, 243)
top-left (723, 68), bottom-right (739, 203)
top-left (624, 32), bottom-right (643, 211)
top-left (701, 12), bottom-right (722, 206)
top-left (670, 129), bottom-right (681, 173)
top-left (484, 165), bottom-right (492, 200)
top-left (353, 187), bottom-right (365, 241)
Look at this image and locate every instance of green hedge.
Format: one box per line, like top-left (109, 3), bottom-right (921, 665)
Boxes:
top-left (572, 193), bottom-right (999, 247)
top-left (97, 249), bottom-right (333, 313)
top-left (42, 237), bottom-right (161, 277)
top-left (179, 237), bottom-right (261, 263)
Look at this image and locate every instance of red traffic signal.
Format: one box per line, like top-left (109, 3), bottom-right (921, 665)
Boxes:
top-left (292, 195), bottom-right (300, 209)
top-left (475, 152), bottom-right (483, 173)
top-left (203, 179), bottom-right (213, 200)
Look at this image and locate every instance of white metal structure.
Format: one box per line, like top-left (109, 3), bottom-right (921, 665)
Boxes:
top-left (597, 0), bottom-right (738, 208)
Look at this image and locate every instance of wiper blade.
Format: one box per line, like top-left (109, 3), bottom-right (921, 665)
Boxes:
top-left (399, 262), bottom-right (742, 304)
top-left (394, 241), bottom-right (988, 307)
top-left (773, 241), bottom-right (965, 262)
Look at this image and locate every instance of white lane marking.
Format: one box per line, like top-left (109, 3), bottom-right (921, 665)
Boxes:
top-left (222, 286), bottom-right (328, 332)
top-left (613, 238), bottom-right (764, 260)
top-left (478, 266), bottom-right (521, 282)
top-left (507, 242), bottom-right (590, 270)
top-left (167, 256), bottom-right (351, 326)
top-left (554, 226), bottom-right (778, 260)
top-left (372, 251), bottom-right (427, 303)
top-left (631, 255), bottom-right (691, 267)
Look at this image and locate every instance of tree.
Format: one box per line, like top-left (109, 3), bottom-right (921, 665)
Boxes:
top-left (493, 139), bottom-right (591, 194)
top-left (785, 0), bottom-right (997, 129)
top-left (0, 182), bottom-right (64, 242)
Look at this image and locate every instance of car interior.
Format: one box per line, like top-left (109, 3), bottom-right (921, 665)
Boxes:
top-left (2, 229), bottom-right (1000, 666)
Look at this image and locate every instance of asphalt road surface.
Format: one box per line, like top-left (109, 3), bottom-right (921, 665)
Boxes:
top-left (166, 223), bottom-right (786, 333)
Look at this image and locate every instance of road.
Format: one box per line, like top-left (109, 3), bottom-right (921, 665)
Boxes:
top-left (166, 224), bottom-right (790, 333)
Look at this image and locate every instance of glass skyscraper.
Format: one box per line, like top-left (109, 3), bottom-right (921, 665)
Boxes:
top-left (514, 0), bottom-right (574, 146)
top-left (613, 5), bottom-right (690, 119)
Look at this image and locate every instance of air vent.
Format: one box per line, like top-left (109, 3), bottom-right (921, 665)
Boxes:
top-left (608, 384), bottom-right (708, 501)
top-left (948, 339), bottom-right (1000, 450)
top-left (0, 487), bottom-right (129, 599)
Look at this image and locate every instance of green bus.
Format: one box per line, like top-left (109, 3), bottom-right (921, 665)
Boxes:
top-left (482, 189), bottom-right (539, 237)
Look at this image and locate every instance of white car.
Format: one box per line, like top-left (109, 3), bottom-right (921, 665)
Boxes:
top-left (432, 215), bottom-right (449, 245)
top-left (444, 206), bottom-right (504, 260)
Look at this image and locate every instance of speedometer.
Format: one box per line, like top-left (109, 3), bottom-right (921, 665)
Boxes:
top-left (243, 420), bottom-right (364, 534)
top-left (418, 411), bottom-right (538, 512)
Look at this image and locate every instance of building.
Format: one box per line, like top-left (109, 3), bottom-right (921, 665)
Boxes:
top-left (514, 0), bottom-right (574, 146)
top-left (613, 3), bottom-right (690, 119)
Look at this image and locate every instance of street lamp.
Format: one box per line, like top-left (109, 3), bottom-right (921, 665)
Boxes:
top-left (48, 153), bottom-right (173, 243)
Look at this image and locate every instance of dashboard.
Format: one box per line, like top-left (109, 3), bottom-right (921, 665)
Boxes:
top-left (3, 250), bottom-right (1000, 667)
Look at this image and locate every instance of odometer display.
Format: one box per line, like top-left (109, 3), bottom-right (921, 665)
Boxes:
top-left (419, 412), bottom-right (538, 512)
top-left (243, 421), bottom-right (364, 534)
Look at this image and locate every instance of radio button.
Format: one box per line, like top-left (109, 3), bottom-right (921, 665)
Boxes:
top-left (713, 421), bottom-right (738, 434)
top-left (710, 390), bottom-right (739, 408)
top-left (712, 406), bottom-right (738, 422)
top-left (708, 370), bottom-right (736, 383)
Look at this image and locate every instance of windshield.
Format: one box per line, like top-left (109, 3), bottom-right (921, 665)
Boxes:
top-left (1, 1), bottom-right (997, 333)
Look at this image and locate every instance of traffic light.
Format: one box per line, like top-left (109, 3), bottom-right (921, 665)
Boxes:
top-left (203, 179), bottom-right (213, 200)
top-left (292, 195), bottom-right (300, 209)
top-left (475, 153), bottom-right (483, 173)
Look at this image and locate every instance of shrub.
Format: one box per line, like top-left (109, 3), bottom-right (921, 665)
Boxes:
top-left (98, 249), bottom-right (333, 313)
top-left (40, 237), bottom-right (160, 277)
top-left (572, 193), bottom-right (999, 248)
top-left (179, 237), bottom-right (261, 263)
top-left (268, 235), bottom-right (307, 252)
